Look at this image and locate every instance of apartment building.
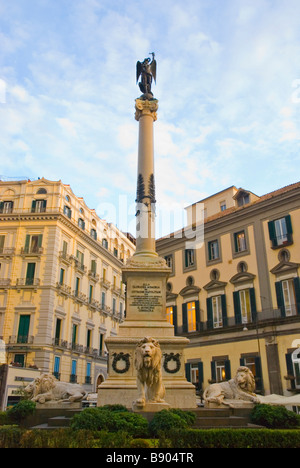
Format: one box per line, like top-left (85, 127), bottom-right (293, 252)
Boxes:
top-left (0, 178), bottom-right (135, 406)
top-left (156, 182), bottom-right (300, 399)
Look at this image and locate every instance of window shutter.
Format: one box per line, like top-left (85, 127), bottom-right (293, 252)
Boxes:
top-left (233, 291), bottom-right (242, 324)
top-left (31, 200), bottom-right (36, 212)
top-left (285, 214), bottom-right (293, 235)
top-left (0, 202), bottom-right (3, 213)
top-left (285, 353), bottom-right (295, 390)
top-left (293, 277), bottom-right (300, 315)
top-left (182, 303), bottom-right (188, 333)
top-left (233, 233), bottom-right (239, 252)
top-left (206, 297), bottom-right (213, 329)
top-left (249, 288), bottom-right (257, 322)
top-left (195, 300), bottom-right (200, 331)
top-left (275, 281), bottom-right (285, 317)
top-left (17, 315), bottom-right (30, 343)
top-left (185, 363), bottom-right (191, 382)
top-left (198, 362), bottom-right (204, 391)
top-left (172, 305), bottom-right (178, 335)
top-left (221, 294), bottom-right (228, 327)
top-left (25, 234), bottom-right (30, 251)
top-left (240, 357), bottom-right (245, 366)
top-left (224, 360), bottom-right (231, 380)
top-left (255, 356), bottom-right (263, 393)
top-left (268, 220), bottom-right (277, 247)
top-left (38, 234), bottom-right (43, 248)
top-left (184, 249), bottom-right (188, 268)
top-left (211, 361), bottom-right (216, 382)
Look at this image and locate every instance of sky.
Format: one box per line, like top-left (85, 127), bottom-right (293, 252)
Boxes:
top-left (1, 0), bottom-right (300, 237)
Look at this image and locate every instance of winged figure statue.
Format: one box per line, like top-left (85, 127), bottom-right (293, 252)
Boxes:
top-left (136, 52), bottom-right (157, 96)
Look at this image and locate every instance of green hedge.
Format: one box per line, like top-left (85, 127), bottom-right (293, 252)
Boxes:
top-left (250, 404), bottom-right (300, 429)
top-left (160, 428), bottom-right (300, 448)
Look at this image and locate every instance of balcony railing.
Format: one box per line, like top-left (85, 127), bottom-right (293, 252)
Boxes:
top-left (0, 247), bottom-right (15, 257)
top-left (16, 278), bottom-right (40, 288)
top-left (8, 335), bottom-right (34, 344)
top-left (20, 246), bottom-right (44, 256)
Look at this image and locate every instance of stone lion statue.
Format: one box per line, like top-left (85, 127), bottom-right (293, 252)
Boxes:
top-left (203, 366), bottom-right (260, 408)
top-left (134, 337), bottom-right (165, 408)
top-left (24, 373), bottom-right (88, 404)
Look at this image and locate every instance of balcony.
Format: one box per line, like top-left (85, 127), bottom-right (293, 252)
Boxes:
top-left (56, 282), bottom-right (71, 296)
top-left (20, 246), bottom-right (44, 257)
top-left (0, 278), bottom-right (11, 288)
top-left (16, 278), bottom-right (40, 291)
top-left (88, 270), bottom-right (99, 282)
top-left (73, 258), bottom-right (87, 274)
top-left (0, 247), bottom-right (15, 258)
top-left (100, 278), bottom-right (111, 289)
top-left (59, 251), bottom-right (72, 265)
top-left (8, 335), bottom-right (34, 345)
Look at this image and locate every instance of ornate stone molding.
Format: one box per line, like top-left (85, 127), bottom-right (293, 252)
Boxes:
top-left (135, 98), bottom-right (159, 122)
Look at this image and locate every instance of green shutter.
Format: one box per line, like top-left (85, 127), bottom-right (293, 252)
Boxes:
top-left (206, 297), bottom-right (213, 329)
top-left (198, 362), bottom-right (204, 390)
top-left (233, 291), bottom-right (242, 324)
top-left (268, 220), bottom-right (277, 247)
top-left (182, 303), bottom-right (188, 333)
top-left (0, 235), bottom-right (5, 252)
top-left (275, 281), bottom-right (285, 317)
top-left (285, 214), bottom-right (293, 235)
top-left (293, 277), bottom-right (300, 314)
top-left (224, 360), bottom-right (231, 380)
top-left (0, 202), bottom-right (3, 213)
top-left (249, 288), bottom-right (257, 322)
top-left (211, 361), bottom-right (216, 382)
top-left (234, 233), bottom-right (239, 252)
top-left (185, 363), bottom-right (191, 382)
top-left (26, 263), bottom-right (35, 285)
top-left (55, 319), bottom-right (61, 341)
top-left (31, 200), bottom-right (36, 212)
top-left (25, 235), bottom-right (30, 252)
top-left (195, 300), bottom-right (200, 331)
top-left (221, 294), bottom-right (228, 327)
top-left (255, 356), bottom-right (263, 393)
top-left (38, 234), bottom-right (43, 248)
top-left (173, 305), bottom-right (178, 335)
top-left (240, 357), bottom-right (245, 366)
top-left (17, 315), bottom-right (30, 343)
top-left (285, 353), bottom-right (295, 390)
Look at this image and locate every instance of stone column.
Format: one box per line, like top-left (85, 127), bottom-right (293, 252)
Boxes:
top-left (134, 98), bottom-right (159, 258)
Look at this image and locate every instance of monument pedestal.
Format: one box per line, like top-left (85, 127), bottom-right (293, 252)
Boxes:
top-left (97, 256), bottom-right (197, 410)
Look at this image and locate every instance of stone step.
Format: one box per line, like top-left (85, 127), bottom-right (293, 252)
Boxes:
top-left (47, 416), bottom-right (71, 427)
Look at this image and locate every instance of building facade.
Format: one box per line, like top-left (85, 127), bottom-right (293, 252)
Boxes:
top-left (156, 182), bottom-right (300, 399)
top-left (0, 178), bottom-right (135, 406)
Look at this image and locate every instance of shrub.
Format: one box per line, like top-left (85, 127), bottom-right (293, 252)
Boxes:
top-left (250, 404), bottom-right (300, 429)
top-left (0, 411), bottom-right (10, 426)
top-left (70, 407), bottom-right (148, 438)
top-left (100, 404), bottom-right (129, 412)
top-left (0, 425), bottom-right (23, 448)
top-left (149, 410), bottom-right (188, 436)
top-left (169, 408), bottom-right (196, 426)
top-left (130, 438), bottom-right (152, 448)
top-left (7, 400), bottom-right (36, 424)
top-left (160, 428), bottom-right (300, 449)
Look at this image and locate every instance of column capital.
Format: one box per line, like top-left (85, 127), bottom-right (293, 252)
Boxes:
top-left (135, 98), bottom-right (159, 122)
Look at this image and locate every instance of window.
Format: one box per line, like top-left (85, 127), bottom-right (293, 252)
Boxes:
top-left (166, 306), bottom-right (174, 325)
top-left (275, 278), bottom-right (300, 317)
top-left (37, 188), bottom-right (47, 194)
top-left (268, 215), bottom-right (293, 248)
top-left (164, 255), bottom-right (173, 270)
top-left (99, 334), bottom-right (104, 355)
top-left (220, 201), bottom-right (226, 211)
top-left (89, 285), bottom-right (93, 303)
top-left (24, 234), bottom-right (43, 254)
top-left (54, 356), bottom-right (60, 379)
top-left (55, 318), bottom-right (62, 345)
top-left (101, 292), bottom-right (106, 308)
top-left (59, 268), bottom-right (65, 285)
top-left (0, 201), bottom-right (14, 213)
top-left (70, 360), bottom-right (77, 382)
top-left (75, 277), bottom-right (80, 296)
top-left (26, 263), bottom-right (36, 285)
top-left (184, 249), bottom-right (195, 268)
top-left (112, 298), bottom-right (116, 314)
top-left (113, 248), bottom-right (118, 257)
top-left (207, 295), bottom-right (227, 329)
top-left (62, 240), bottom-right (68, 256)
top-left (17, 315), bottom-right (30, 344)
top-left (72, 324), bottom-right (78, 349)
top-left (91, 228), bottom-right (97, 240)
top-left (76, 250), bottom-right (84, 268)
top-left (63, 205), bottom-right (72, 219)
top-left (31, 200), bottom-right (47, 213)
top-left (102, 239), bottom-right (108, 249)
top-left (240, 356), bottom-right (263, 393)
top-left (234, 231), bottom-right (247, 253)
top-left (208, 240), bottom-right (219, 261)
top-left (182, 301), bottom-right (200, 332)
top-left (78, 218), bottom-right (85, 230)
top-left (90, 259), bottom-right (97, 275)
top-left (86, 329), bottom-right (91, 348)
top-left (233, 288), bottom-right (257, 324)
top-left (86, 362), bottom-right (91, 384)
top-left (211, 359), bottom-right (231, 383)
top-left (292, 351), bottom-right (300, 390)
top-left (237, 193), bottom-right (250, 207)
top-left (212, 296), bottom-right (223, 328)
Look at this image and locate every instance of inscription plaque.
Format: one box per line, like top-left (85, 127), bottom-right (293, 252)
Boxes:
top-left (129, 280), bottom-right (163, 313)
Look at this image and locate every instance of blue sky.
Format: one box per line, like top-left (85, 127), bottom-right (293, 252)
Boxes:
top-left (1, 0), bottom-right (300, 236)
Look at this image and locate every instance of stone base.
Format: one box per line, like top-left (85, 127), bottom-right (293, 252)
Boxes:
top-left (132, 401), bottom-right (170, 412)
top-left (36, 401), bottom-right (82, 410)
top-left (204, 400), bottom-right (255, 409)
